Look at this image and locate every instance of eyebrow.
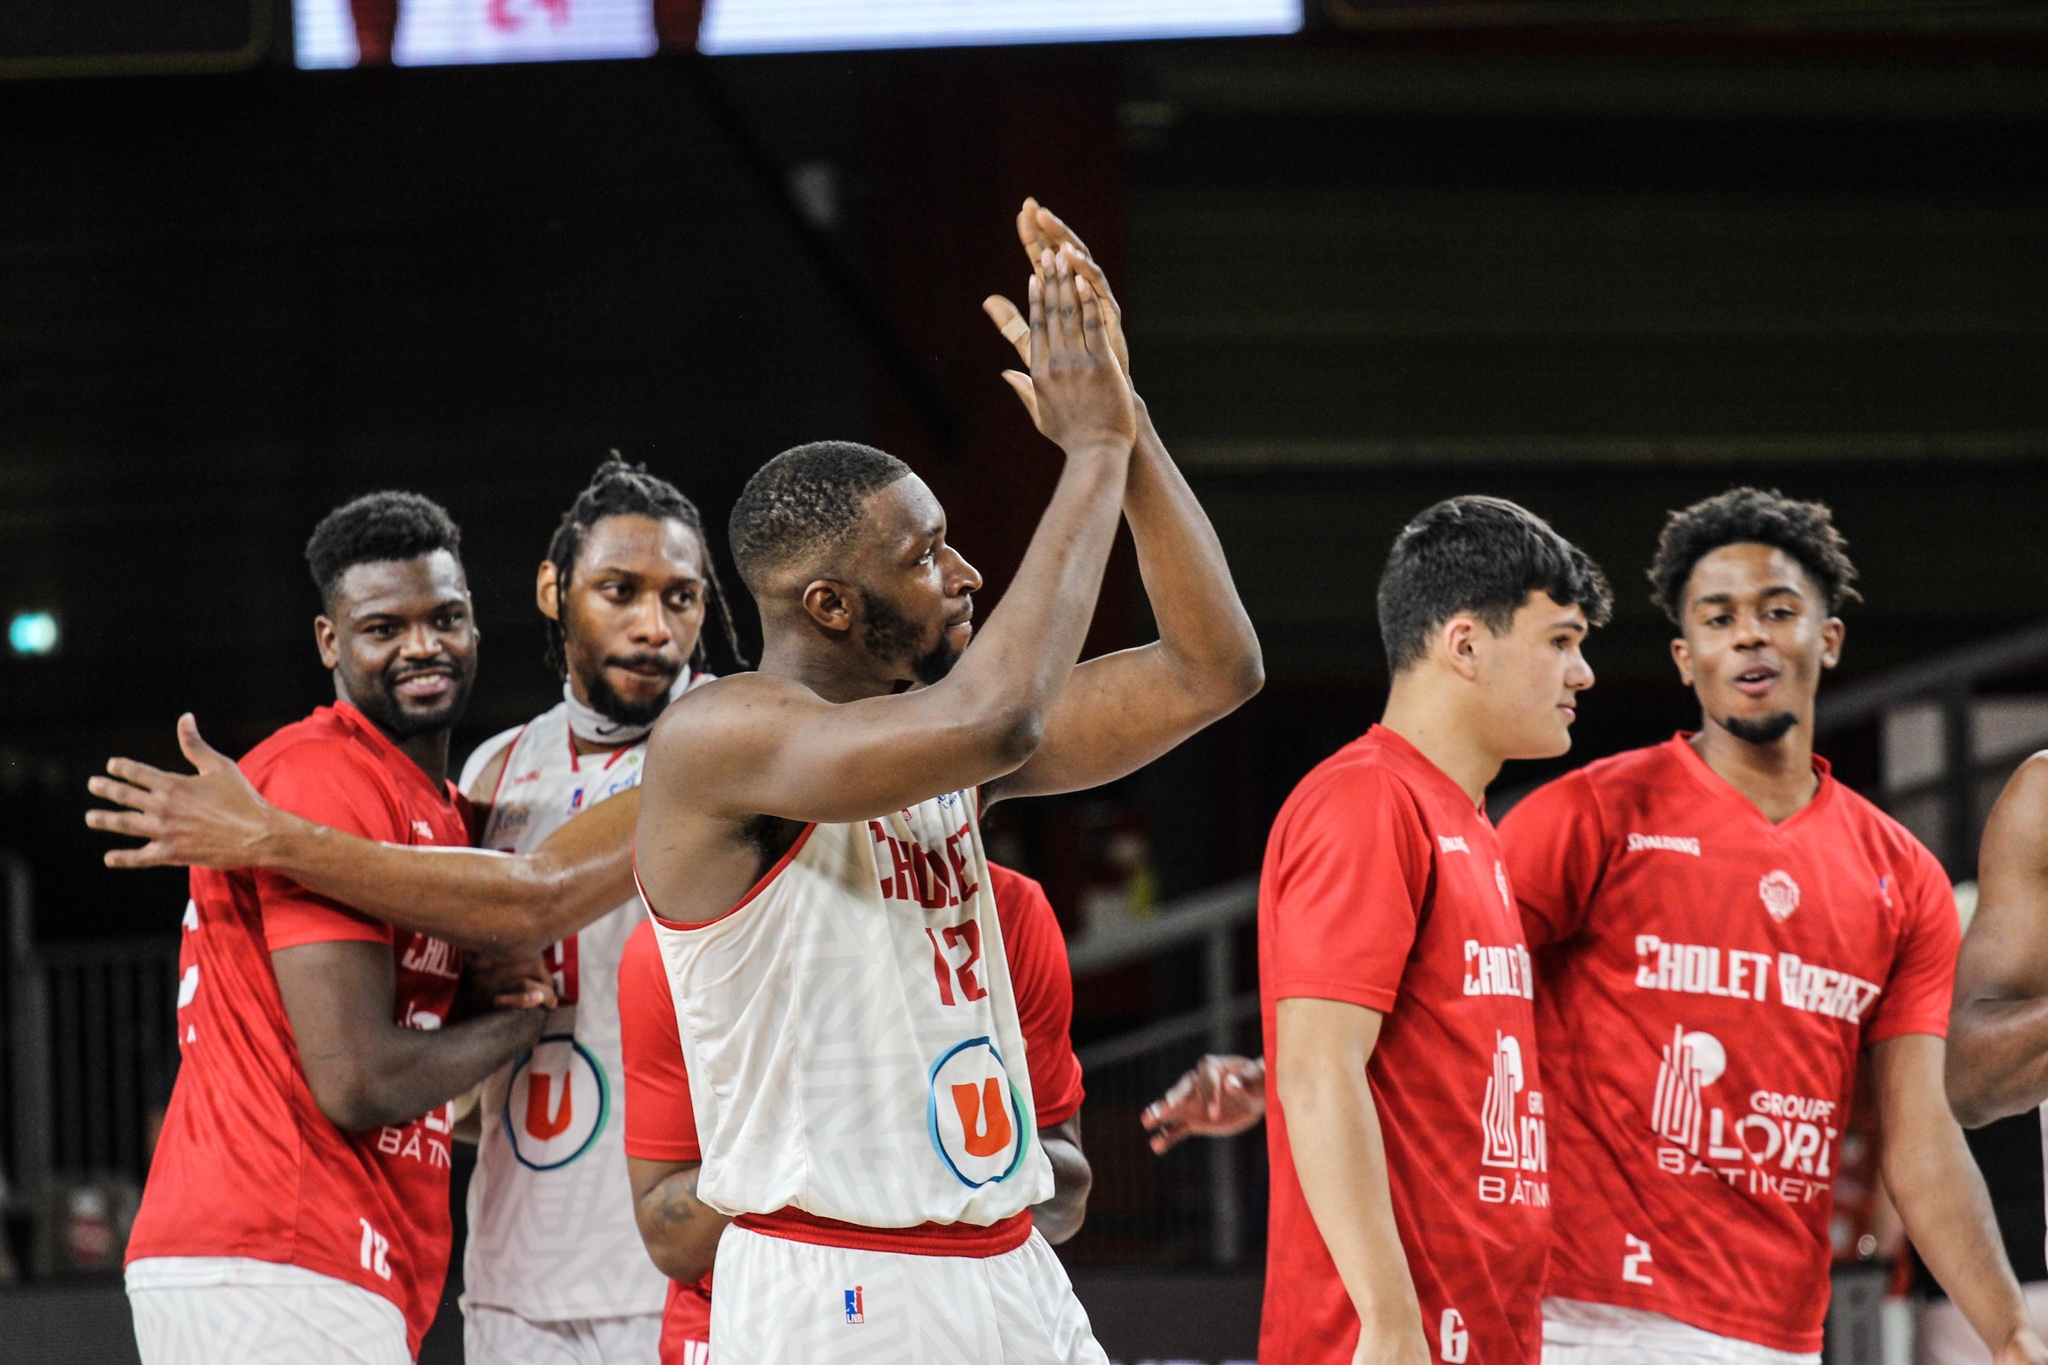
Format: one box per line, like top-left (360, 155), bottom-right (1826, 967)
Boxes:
top-left (1693, 584), bottom-right (1805, 607)
top-left (588, 563), bottom-right (703, 583)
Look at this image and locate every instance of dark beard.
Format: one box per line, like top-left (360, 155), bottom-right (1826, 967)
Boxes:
top-left (581, 651), bottom-right (682, 728)
top-left (863, 592), bottom-right (959, 686)
top-left (1723, 711), bottom-right (1799, 745)
top-left (353, 658), bottom-right (475, 740)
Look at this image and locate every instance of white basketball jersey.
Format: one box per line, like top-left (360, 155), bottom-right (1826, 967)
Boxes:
top-left (456, 700), bottom-right (665, 1322)
top-left (647, 790), bottom-right (1054, 1230)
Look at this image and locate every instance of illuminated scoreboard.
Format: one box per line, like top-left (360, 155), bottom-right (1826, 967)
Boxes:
top-left (292, 0), bottom-right (1301, 68)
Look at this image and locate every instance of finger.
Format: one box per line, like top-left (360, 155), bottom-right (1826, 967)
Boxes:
top-left (1016, 197), bottom-right (1049, 265)
top-left (1149, 1122), bottom-right (1187, 1154)
top-left (85, 808), bottom-right (162, 838)
top-left (87, 775), bottom-right (158, 812)
top-left (999, 370), bottom-right (1041, 427)
top-left (1036, 205), bottom-right (1116, 306)
top-left (982, 294), bottom-right (1031, 364)
top-left (1076, 273), bottom-right (1106, 356)
top-left (105, 756), bottom-right (175, 790)
top-left (1027, 268), bottom-right (1047, 374)
top-left (178, 713), bottom-right (230, 773)
top-left (104, 845), bottom-right (172, 869)
top-left (1049, 247), bottom-right (1082, 358)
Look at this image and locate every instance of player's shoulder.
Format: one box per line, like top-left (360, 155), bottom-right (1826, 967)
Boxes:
top-left (1823, 771), bottom-right (1941, 864)
top-left (1522, 739), bottom-right (1686, 819)
top-left (457, 711), bottom-right (553, 799)
top-left (987, 862), bottom-right (1058, 934)
top-left (242, 707), bottom-right (390, 789)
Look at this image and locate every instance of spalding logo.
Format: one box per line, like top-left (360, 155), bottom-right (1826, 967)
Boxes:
top-left (926, 1037), bottom-right (1029, 1188)
top-left (1759, 870), bottom-right (1801, 924)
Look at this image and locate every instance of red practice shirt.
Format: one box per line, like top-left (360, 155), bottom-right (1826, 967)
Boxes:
top-left (126, 703), bottom-right (470, 1354)
top-left (1499, 736), bottom-right (1960, 1354)
top-left (617, 861), bottom-right (1086, 1362)
top-left (1259, 726), bottom-right (1551, 1365)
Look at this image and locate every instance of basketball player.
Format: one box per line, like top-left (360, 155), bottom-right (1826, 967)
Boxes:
top-left (119, 493), bottom-right (557, 1365)
top-left (617, 859), bottom-right (1091, 1365)
top-left (1940, 756), bottom-right (2048, 1364)
top-left (632, 216), bottom-right (1261, 1361)
top-left (1501, 489), bottom-right (2042, 1364)
top-left (92, 460), bottom-right (741, 1364)
top-left (1256, 497), bottom-right (1606, 1365)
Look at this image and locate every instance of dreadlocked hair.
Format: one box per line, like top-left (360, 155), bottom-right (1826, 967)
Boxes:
top-left (543, 455), bottom-right (748, 677)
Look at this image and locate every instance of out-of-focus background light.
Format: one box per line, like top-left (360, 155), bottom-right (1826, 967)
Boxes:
top-left (8, 611), bottom-right (59, 657)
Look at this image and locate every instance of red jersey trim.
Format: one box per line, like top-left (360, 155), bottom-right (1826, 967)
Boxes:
top-left (639, 823), bottom-right (818, 932)
top-left (733, 1207), bottom-right (1033, 1258)
top-left (1270, 981), bottom-right (1400, 1014)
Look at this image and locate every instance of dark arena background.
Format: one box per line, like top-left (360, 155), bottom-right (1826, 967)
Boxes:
top-left (4, 3), bottom-right (2048, 1362)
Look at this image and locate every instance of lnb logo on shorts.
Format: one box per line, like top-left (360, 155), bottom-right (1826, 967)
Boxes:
top-left (1759, 870), bottom-right (1800, 923)
top-left (844, 1286), bottom-right (865, 1324)
top-left (504, 1034), bottom-right (609, 1171)
top-left (926, 1037), bottom-right (1029, 1187)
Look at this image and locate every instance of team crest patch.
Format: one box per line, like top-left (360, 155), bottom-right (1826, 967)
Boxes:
top-left (1759, 870), bottom-right (1801, 923)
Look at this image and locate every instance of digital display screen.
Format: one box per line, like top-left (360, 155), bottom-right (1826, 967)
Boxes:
top-left (695, 0), bottom-right (1303, 54)
top-left (293, 0), bottom-right (1300, 68)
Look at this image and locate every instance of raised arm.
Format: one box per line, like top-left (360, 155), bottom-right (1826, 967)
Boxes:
top-left (980, 203), bottom-right (1261, 803)
top-left (1948, 753), bottom-right (2048, 1125)
top-left (653, 247), bottom-right (1138, 827)
top-left (274, 939), bottom-right (551, 1131)
top-left (86, 715), bottom-right (637, 958)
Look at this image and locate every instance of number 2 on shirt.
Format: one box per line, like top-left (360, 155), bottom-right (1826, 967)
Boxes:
top-left (925, 922), bottom-right (988, 1006)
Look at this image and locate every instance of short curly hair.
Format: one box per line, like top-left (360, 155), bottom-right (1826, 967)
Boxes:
top-left (544, 455), bottom-right (745, 674)
top-left (1647, 487), bottom-right (1861, 624)
top-left (729, 441), bottom-right (912, 591)
top-left (305, 491), bottom-right (462, 609)
top-left (1377, 496), bottom-right (1612, 675)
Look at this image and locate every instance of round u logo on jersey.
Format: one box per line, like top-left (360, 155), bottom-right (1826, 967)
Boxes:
top-left (926, 1037), bottom-right (1030, 1188)
top-left (503, 1034), bottom-right (609, 1171)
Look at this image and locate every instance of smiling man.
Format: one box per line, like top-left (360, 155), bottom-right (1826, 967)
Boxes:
top-left (1501, 488), bottom-right (2043, 1365)
top-left (121, 493), bottom-right (555, 1365)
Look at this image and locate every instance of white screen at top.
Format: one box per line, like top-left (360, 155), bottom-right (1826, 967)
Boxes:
top-left (696, 0), bottom-right (1302, 54)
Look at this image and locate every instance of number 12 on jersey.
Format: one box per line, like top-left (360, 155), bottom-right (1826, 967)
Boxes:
top-left (925, 923), bottom-right (988, 1006)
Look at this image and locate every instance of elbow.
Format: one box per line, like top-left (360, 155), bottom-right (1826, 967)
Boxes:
top-left (989, 709), bottom-right (1046, 771)
top-left (647, 1242), bottom-right (716, 1285)
top-left (1943, 1049), bottom-right (1996, 1130)
top-left (309, 1075), bottom-right (392, 1133)
top-left (1223, 646), bottom-right (1265, 709)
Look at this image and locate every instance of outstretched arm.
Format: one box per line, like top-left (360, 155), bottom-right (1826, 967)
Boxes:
top-left (1949, 754), bottom-right (2048, 1125)
top-left (1875, 1033), bottom-right (2048, 1365)
top-left (981, 203), bottom-right (1261, 803)
top-left (274, 939), bottom-right (551, 1131)
top-left (86, 715), bottom-right (638, 958)
top-left (1030, 1115), bottom-right (1093, 1244)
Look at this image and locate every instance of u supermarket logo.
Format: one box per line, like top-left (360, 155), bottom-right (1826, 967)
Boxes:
top-left (504, 1034), bottom-right (609, 1171)
top-left (926, 1038), bottom-right (1030, 1187)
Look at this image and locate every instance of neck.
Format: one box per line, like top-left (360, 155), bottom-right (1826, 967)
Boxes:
top-left (338, 691), bottom-right (450, 786)
top-left (1380, 671), bottom-right (1502, 807)
top-left (1689, 713), bottom-right (1819, 824)
top-left (758, 629), bottom-right (901, 705)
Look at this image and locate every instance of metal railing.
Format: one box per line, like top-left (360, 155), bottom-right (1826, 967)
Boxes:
top-left (1816, 617), bottom-right (2048, 877)
top-left (1067, 876), bottom-right (1260, 1266)
top-left (4, 854), bottom-right (179, 1223)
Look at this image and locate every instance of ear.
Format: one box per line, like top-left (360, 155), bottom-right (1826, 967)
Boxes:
top-left (536, 560), bottom-right (562, 621)
top-left (1440, 614), bottom-right (1483, 682)
top-left (1820, 616), bottom-right (1845, 671)
top-left (800, 580), bottom-right (856, 636)
top-left (314, 615), bottom-right (340, 670)
top-left (1669, 634), bottom-right (1694, 687)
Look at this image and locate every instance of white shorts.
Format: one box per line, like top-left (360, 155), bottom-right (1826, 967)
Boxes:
top-left (1917, 1282), bottom-right (2048, 1364)
top-left (1541, 1297), bottom-right (1820, 1365)
top-left (126, 1256), bottom-right (411, 1365)
top-left (709, 1224), bottom-right (1108, 1365)
top-left (464, 1304), bottom-right (663, 1365)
